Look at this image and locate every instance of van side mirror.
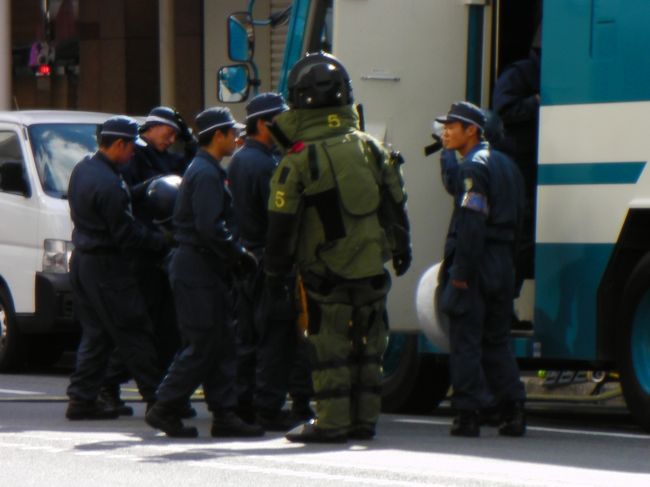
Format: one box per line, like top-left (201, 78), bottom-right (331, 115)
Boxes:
top-left (218, 64), bottom-right (252, 103)
top-left (0, 161), bottom-right (31, 197)
top-left (228, 12), bottom-right (254, 62)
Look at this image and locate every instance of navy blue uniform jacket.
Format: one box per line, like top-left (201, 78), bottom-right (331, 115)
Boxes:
top-left (227, 138), bottom-right (279, 251)
top-left (68, 151), bottom-right (165, 253)
top-left (442, 142), bottom-right (525, 283)
top-left (173, 149), bottom-right (239, 260)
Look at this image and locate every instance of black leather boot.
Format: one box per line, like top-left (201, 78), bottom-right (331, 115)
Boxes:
top-left (211, 410), bottom-right (265, 438)
top-left (285, 420), bottom-right (347, 443)
top-left (66, 399), bottom-right (120, 420)
top-left (179, 400), bottom-right (197, 419)
top-left (290, 399), bottom-right (315, 422)
top-left (145, 402), bottom-right (198, 438)
top-left (98, 384), bottom-right (133, 417)
top-left (256, 410), bottom-right (300, 431)
top-left (450, 410), bottom-right (480, 437)
top-left (498, 401), bottom-right (526, 437)
top-left (348, 424), bottom-right (376, 441)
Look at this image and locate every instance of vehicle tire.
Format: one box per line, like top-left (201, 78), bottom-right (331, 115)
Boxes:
top-left (618, 254), bottom-right (650, 432)
top-left (0, 287), bottom-right (24, 371)
top-left (382, 333), bottom-right (450, 414)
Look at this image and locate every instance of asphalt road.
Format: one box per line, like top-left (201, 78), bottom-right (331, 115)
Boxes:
top-left (1, 371), bottom-right (649, 487)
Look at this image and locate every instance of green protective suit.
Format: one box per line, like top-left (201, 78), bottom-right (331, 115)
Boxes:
top-left (265, 104), bottom-right (410, 435)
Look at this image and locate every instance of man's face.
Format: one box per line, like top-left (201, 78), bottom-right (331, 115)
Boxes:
top-left (257, 118), bottom-right (274, 146)
top-left (113, 139), bottom-right (136, 164)
top-left (442, 121), bottom-right (472, 152)
top-left (216, 127), bottom-right (237, 157)
top-left (143, 124), bottom-right (178, 152)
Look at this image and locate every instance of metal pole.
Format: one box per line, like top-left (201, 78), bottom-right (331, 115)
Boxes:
top-left (0, 0), bottom-right (11, 110)
top-left (159, 0), bottom-right (175, 107)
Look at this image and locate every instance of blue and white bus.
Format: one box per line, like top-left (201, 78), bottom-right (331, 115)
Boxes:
top-left (218, 0), bottom-right (650, 431)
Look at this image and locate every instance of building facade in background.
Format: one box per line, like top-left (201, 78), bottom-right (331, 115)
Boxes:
top-left (10, 0), bottom-right (202, 120)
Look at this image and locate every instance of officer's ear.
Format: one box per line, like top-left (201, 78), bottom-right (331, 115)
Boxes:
top-left (465, 124), bottom-right (479, 138)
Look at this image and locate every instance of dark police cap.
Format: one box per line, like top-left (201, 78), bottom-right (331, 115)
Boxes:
top-left (100, 116), bottom-right (139, 139)
top-left (245, 92), bottom-right (289, 120)
top-left (141, 106), bottom-right (180, 133)
top-left (435, 101), bottom-right (486, 130)
top-left (195, 107), bottom-right (245, 136)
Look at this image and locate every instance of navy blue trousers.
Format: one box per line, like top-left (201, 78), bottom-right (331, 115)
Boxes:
top-left (156, 247), bottom-right (237, 411)
top-left (67, 251), bottom-right (162, 403)
top-left (447, 245), bottom-right (526, 411)
top-left (236, 263), bottom-right (312, 414)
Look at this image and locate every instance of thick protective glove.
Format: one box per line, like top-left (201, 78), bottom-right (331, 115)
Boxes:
top-left (392, 250), bottom-right (412, 276)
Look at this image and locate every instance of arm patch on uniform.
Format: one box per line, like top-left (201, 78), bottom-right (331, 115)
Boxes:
top-left (278, 166), bottom-right (290, 184)
top-left (461, 191), bottom-right (489, 215)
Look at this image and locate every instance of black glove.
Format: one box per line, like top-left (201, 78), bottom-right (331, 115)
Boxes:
top-left (392, 250), bottom-right (412, 276)
top-left (233, 248), bottom-right (258, 277)
top-left (264, 274), bottom-right (296, 321)
top-left (174, 111), bottom-right (198, 145)
top-left (424, 121), bottom-right (444, 157)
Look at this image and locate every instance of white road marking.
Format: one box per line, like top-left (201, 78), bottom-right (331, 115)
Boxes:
top-left (530, 425), bottom-right (650, 439)
top-left (0, 388), bottom-right (45, 395)
top-left (2, 428), bottom-right (650, 486)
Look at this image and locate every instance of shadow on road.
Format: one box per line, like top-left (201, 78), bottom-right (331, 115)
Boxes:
top-left (2, 402), bottom-right (648, 476)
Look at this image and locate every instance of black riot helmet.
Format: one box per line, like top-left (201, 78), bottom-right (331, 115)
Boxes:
top-left (145, 174), bottom-right (182, 225)
top-left (287, 52), bottom-right (353, 109)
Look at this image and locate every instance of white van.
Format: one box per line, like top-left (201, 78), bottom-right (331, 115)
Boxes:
top-left (0, 110), bottom-right (113, 370)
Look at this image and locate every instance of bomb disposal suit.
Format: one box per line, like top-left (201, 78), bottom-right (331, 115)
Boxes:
top-left (265, 53), bottom-right (411, 442)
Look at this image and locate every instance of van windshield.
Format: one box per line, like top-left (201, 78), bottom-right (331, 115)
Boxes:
top-left (28, 123), bottom-right (99, 198)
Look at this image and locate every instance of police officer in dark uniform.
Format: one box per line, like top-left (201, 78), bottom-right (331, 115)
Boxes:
top-left (435, 101), bottom-right (527, 437)
top-left (65, 116), bottom-right (167, 420)
top-left (228, 92), bottom-right (313, 431)
top-left (145, 107), bottom-right (264, 438)
top-left (265, 53), bottom-right (412, 443)
top-left (121, 106), bottom-right (192, 180)
top-left (99, 107), bottom-right (197, 417)
top-left (492, 48), bottom-right (541, 285)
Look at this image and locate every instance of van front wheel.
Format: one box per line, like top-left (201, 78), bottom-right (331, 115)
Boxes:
top-left (0, 287), bottom-right (23, 371)
top-left (619, 255), bottom-right (650, 432)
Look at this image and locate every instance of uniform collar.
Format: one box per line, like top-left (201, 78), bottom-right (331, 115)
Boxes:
top-left (95, 150), bottom-right (121, 174)
top-left (272, 105), bottom-right (359, 145)
top-left (243, 137), bottom-right (274, 156)
top-left (197, 149), bottom-right (225, 171)
top-left (461, 141), bottom-right (490, 163)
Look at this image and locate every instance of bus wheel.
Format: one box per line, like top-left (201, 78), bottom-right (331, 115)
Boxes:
top-left (0, 287), bottom-right (23, 372)
top-left (382, 333), bottom-right (450, 414)
top-left (619, 256), bottom-right (650, 432)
